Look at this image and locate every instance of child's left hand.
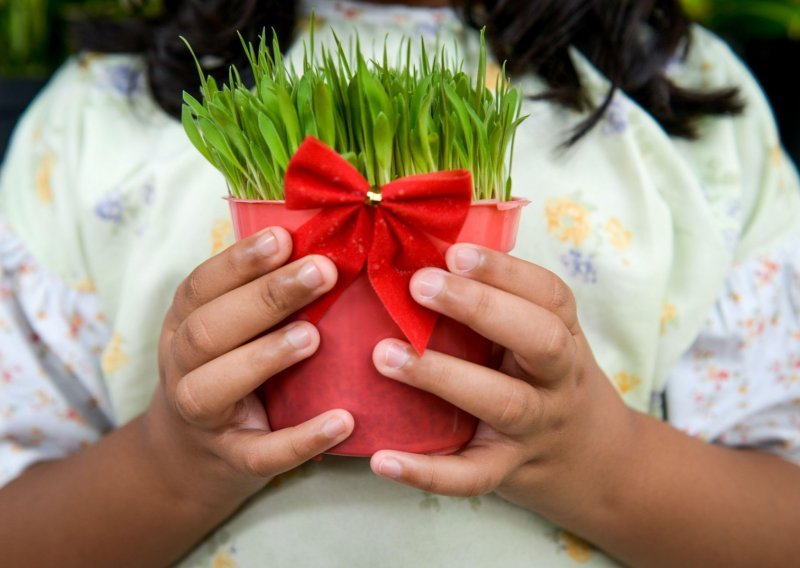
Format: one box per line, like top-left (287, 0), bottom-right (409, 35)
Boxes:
top-left (370, 243), bottom-right (636, 525)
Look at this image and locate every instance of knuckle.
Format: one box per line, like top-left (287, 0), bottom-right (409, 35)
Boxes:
top-left (421, 466), bottom-right (441, 494)
top-left (287, 429), bottom-right (314, 463)
top-left (467, 470), bottom-right (496, 497)
top-left (182, 268), bottom-right (205, 310)
top-left (258, 336), bottom-right (297, 370)
top-left (174, 378), bottom-right (208, 424)
top-left (258, 276), bottom-right (293, 317)
top-left (226, 243), bottom-right (251, 278)
top-left (549, 274), bottom-right (574, 314)
top-left (496, 385), bottom-right (533, 432)
top-left (417, 356), bottom-right (450, 392)
top-left (241, 449), bottom-right (270, 478)
top-left (469, 286), bottom-right (495, 323)
top-left (542, 322), bottom-right (571, 362)
top-left (247, 343), bottom-right (278, 371)
top-left (180, 313), bottom-right (216, 359)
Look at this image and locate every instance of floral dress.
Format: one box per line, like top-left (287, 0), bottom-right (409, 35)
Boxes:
top-left (1, 1), bottom-right (799, 566)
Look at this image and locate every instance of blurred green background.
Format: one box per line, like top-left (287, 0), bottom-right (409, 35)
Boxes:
top-left (1, 1), bottom-right (161, 161)
top-left (2, 0), bottom-right (800, 162)
top-left (0, 0), bottom-right (160, 77)
top-left (681, 0), bottom-right (800, 164)
top-left (682, 0), bottom-right (800, 40)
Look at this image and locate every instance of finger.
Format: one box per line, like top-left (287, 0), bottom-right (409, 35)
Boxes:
top-left (167, 227), bottom-right (293, 330)
top-left (410, 268), bottom-right (576, 380)
top-left (445, 244), bottom-right (579, 333)
top-left (370, 445), bottom-right (516, 497)
top-left (171, 255), bottom-right (337, 373)
top-left (174, 322), bottom-right (320, 428)
top-left (220, 410), bottom-right (354, 478)
top-left (373, 339), bottom-right (542, 434)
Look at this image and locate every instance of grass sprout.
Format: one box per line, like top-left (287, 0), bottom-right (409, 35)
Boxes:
top-left (182, 23), bottom-right (526, 201)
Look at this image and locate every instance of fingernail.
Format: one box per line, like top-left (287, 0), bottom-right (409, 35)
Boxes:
top-left (414, 270), bottom-right (445, 299)
top-left (286, 325), bottom-right (311, 349)
top-left (453, 246), bottom-right (480, 273)
top-left (322, 417), bottom-right (346, 439)
top-left (255, 230), bottom-right (279, 257)
top-left (298, 261), bottom-right (324, 288)
top-left (383, 342), bottom-right (410, 369)
top-left (378, 458), bottom-right (403, 479)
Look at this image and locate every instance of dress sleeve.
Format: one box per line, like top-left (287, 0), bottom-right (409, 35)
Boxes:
top-left (0, 216), bottom-right (113, 487)
top-left (663, 27), bottom-right (800, 464)
top-left (666, 229), bottom-right (800, 464)
top-left (0, 56), bottom-right (98, 287)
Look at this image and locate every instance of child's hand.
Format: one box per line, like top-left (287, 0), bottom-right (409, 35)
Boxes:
top-left (144, 227), bottom-right (354, 509)
top-left (369, 244), bottom-right (634, 524)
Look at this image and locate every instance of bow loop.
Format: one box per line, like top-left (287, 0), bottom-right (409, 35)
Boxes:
top-left (284, 137), bottom-right (370, 209)
top-left (284, 136), bottom-right (472, 353)
top-left (381, 171), bottom-right (472, 242)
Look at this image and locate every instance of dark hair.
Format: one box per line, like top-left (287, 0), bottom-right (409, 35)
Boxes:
top-left (73, 0), bottom-right (296, 118)
top-left (74, 0), bottom-right (742, 141)
top-left (464, 0), bottom-right (742, 144)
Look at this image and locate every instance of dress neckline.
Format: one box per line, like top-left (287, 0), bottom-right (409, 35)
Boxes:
top-left (300, 0), bottom-right (462, 31)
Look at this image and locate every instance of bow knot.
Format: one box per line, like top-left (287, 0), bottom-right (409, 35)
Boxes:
top-left (365, 190), bottom-right (383, 206)
top-left (285, 136), bottom-right (473, 353)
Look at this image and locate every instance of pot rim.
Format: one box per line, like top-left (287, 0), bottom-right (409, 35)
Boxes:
top-left (225, 195), bottom-right (531, 210)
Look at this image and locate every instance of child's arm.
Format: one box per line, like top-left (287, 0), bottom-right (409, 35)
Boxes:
top-left (0, 227), bottom-right (353, 568)
top-left (369, 244), bottom-right (800, 567)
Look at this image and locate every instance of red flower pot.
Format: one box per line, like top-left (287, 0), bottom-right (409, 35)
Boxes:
top-left (229, 198), bottom-right (527, 456)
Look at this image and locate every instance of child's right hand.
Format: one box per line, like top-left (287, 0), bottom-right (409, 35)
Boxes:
top-left (143, 226), bottom-right (354, 509)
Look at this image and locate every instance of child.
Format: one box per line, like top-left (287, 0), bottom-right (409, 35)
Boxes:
top-left (1, 1), bottom-right (799, 566)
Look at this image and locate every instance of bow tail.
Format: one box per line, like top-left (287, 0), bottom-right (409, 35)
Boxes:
top-left (368, 211), bottom-right (447, 354)
top-left (291, 205), bottom-right (373, 323)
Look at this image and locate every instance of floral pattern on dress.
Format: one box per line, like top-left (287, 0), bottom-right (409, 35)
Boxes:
top-left (601, 96), bottom-right (629, 136)
top-left (696, 156), bottom-right (743, 252)
top-left (94, 190), bottom-right (127, 225)
top-left (771, 352), bottom-right (800, 391)
top-left (80, 54), bottom-right (161, 121)
top-left (666, 229), bottom-right (800, 463)
top-left (93, 181), bottom-right (156, 235)
top-left (0, 219), bottom-right (113, 486)
top-left (605, 218), bottom-right (632, 251)
top-left (91, 60), bottom-right (146, 98)
top-left (211, 219), bottom-right (234, 255)
top-left (210, 550), bottom-right (239, 568)
top-left (660, 300), bottom-right (678, 335)
top-left (2, 6), bottom-right (800, 566)
top-left (560, 248), bottom-right (598, 284)
top-left (546, 197), bottom-right (592, 246)
top-left (612, 371), bottom-right (642, 395)
top-left (557, 530), bottom-right (595, 563)
top-left (35, 149), bottom-right (55, 204)
top-left (545, 194), bottom-right (636, 285)
top-left (106, 62), bottom-right (144, 96)
top-left (319, 0), bottom-right (462, 35)
top-left (101, 332), bottom-right (129, 376)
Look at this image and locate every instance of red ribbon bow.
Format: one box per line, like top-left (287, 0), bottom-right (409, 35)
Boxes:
top-left (285, 136), bottom-right (472, 353)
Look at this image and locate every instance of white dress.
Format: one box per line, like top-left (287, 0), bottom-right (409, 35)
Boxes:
top-left (1, 1), bottom-right (799, 565)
